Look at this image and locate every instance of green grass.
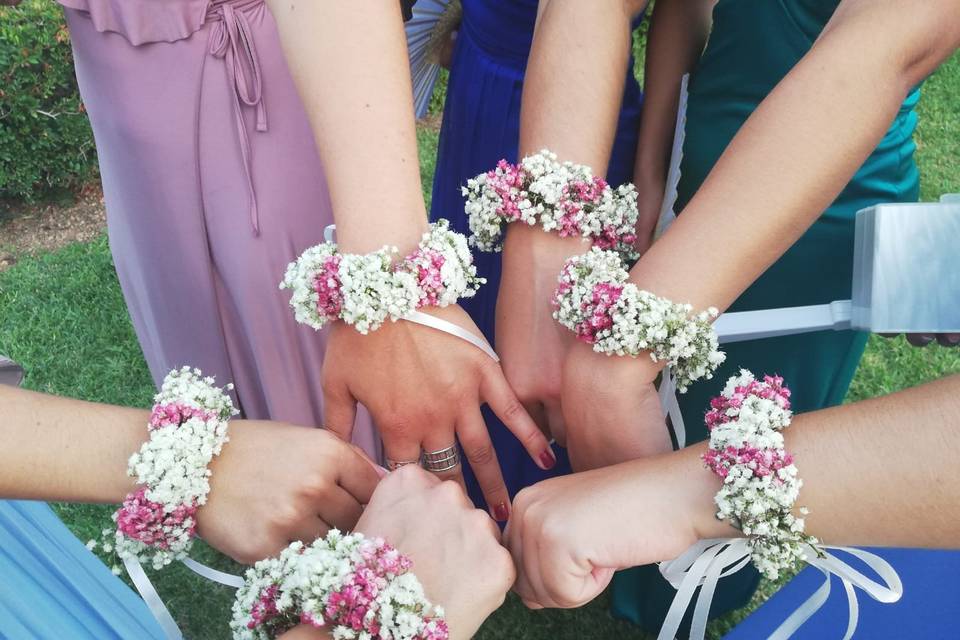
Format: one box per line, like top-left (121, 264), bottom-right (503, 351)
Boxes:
top-left (1, 43), bottom-right (959, 640)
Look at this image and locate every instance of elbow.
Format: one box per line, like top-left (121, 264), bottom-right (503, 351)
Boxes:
top-left (895, 3), bottom-right (960, 90)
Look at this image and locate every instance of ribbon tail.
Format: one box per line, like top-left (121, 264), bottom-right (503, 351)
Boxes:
top-left (180, 557), bottom-right (245, 588)
top-left (123, 556), bottom-right (184, 640)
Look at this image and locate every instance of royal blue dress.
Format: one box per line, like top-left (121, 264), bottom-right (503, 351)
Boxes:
top-left (429, 0), bottom-right (643, 503)
top-left (0, 500), bottom-right (163, 639)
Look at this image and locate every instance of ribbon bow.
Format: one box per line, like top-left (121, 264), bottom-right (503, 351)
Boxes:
top-left (657, 539), bottom-right (903, 640)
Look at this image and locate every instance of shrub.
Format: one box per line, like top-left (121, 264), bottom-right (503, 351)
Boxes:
top-left (0, 0), bottom-right (97, 201)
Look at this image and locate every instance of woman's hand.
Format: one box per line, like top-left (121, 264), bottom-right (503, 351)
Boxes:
top-left (356, 466), bottom-right (515, 640)
top-left (561, 341), bottom-right (673, 471)
top-left (197, 420), bottom-right (380, 565)
top-left (496, 225), bottom-right (591, 445)
top-left (322, 303), bottom-right (554, 522)
top-left (506, 448), bottom-right (724, 609)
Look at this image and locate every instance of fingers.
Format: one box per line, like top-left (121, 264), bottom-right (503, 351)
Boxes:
top-left (322, 380), bottom-right (358, 442)
top-left (458, 408), bottom-right (511, 522)
top-left (288, 515), bottom-right (331, 545)
top-left (336, 442), bottom-right (382, 504)
top-left (544, 399), bottom-right (566, 448)
top-left (481, 363), bottom-right (557, 471)
top-left (421, 430), bottom-right (466, 493)
top-left (370, 464), bottom-right (439, 507)
top-left (382, 434), bottom-right (422, 476)
top-left (318, 485), bottom-right (366, 531)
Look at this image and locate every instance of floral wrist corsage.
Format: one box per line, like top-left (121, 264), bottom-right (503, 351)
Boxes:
top-left (463, 149), bottom-right (641, 262)
top-left (703, 370), bottom-right (820, 579)
top-left (231, 530), bottom-right (448, 640)
top-left (552, 247), bottom-right (724, 392)
top-left (280, 219), bottom-right (483, 334)
top-left (89, 367), bottom-right (237, 572)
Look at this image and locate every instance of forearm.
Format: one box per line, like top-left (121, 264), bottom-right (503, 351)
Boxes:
top-left (672, 375), bottom-right (960, 549)
top-left (520, 0), bottom-right (637, 171)
top-left (0, 385), bottom-right (145, 503)
top-left (267, 0), bottom-right (426, 255)
top-left (503, 0), bottom-right (642, 280)
top-left (629, 0), bottom-right (960, 312)
top-left (632, 0), bottom-right (713, 190)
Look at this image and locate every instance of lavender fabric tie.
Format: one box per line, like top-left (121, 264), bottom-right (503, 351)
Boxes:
top-left (207, 0), bottom-right (268, 235)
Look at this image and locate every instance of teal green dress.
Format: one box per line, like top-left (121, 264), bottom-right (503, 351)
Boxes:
top-left (611, 0), bottom-right (920, 633)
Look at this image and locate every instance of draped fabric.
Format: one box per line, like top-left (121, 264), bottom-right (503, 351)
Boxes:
top-left (0, 501), bottom-right (164, 639)
top-left (57, 0), bottom-right (378, 454)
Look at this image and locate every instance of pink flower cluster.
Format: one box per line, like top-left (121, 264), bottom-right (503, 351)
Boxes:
top-left (248, 584), bottom-right (282, 630)
top-left (402, 247), bottom-right (448, 307)
top-left (705, 374), bottom-right (792, 430)
top-left (148, 401), bottom-right (218, 431)
top-left (312, 253), bottom-right (345, 321)
top-left (115, 486), bottom-right (197, 549)
top-left (570, 281), bottom-right (624, 343)
top-left (483, 159), bottom-right (526, 222)
top-left (317, 542), bottom-right (448, 639)
top-left (703, 445), bottom-right (794, 480)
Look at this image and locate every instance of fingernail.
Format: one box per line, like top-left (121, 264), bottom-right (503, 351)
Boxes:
top-left (494, 502), bottom-right (509, 522)
top-left (539, 449), bottom-right (557, 470)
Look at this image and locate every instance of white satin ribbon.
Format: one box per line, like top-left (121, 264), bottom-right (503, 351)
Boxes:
top-left (656, 539), bottom-right (902, 640)
top-left (124, 556), bottom-right (184, 640)
top-left (125, 555), bottom-right (244, 639)
top-left (404, 309), bottom-right (500, 362)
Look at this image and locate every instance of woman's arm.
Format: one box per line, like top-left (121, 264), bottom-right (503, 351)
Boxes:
top-left (0, 385), bottom-right (144, 502)
top-left (265, 1), bottom-right (552, 519)
top-left (0, 384), bottom-right (381, 565)
top-left (632, 0), bottom-right (715, 250)
top-left (561, 0), bottom-right (960, 470)
top-left (508, 374), bottom-right (960, 608)
top-left (629, 0), bottom-right (960, 313)
top-left (494, 0), bottom-right (648, 445)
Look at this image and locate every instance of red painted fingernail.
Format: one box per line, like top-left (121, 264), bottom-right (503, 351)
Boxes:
top-left (539, 449), bottom-right (557, 470)
top-left (494, 502), bottom-right (509, 522)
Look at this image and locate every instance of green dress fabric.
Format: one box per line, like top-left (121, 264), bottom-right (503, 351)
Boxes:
top-left (611, 0), bottom-right (920, 633)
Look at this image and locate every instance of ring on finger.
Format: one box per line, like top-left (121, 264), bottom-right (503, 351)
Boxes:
top-left (421, 444), bottom-right (460, 473)
top-left (385, 458), bottom-right (421, 471)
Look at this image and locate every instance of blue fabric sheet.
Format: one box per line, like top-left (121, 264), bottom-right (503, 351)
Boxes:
top-left (0, 500), bottom-right (163, 639)
top-left (725, 548), bottom-right (960, 639)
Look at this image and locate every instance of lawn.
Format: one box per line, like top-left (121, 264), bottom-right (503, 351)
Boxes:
top-left (1, 50), bottom-right (959, 640)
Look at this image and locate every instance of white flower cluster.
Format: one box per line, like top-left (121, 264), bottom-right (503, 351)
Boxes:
top-left (462, 150), bottom-right (640, 261)
top-left (280, 219), bottom-right (483, 335)
top-left (709, 370), bottom-right (819, 580)
top-left (231, 531), bottom-right (445, 640)
top-left (553, 247), bottom-right (725, 392)
top-left (108, 367), bottom-right (236, 570)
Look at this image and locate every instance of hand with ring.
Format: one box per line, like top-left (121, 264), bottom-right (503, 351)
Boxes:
top-left (322, 304), bottom-right (557, 523)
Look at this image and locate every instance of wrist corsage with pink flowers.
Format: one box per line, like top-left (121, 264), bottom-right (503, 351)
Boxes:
top-left (280, 219), bottom-right (483, 335)
top-left (88, 367), bottom-right (237, 572)
top-left (552, 247), bottom-right (724, 392)
top-left (231, 530), bottom-right (448, 640)
top-left (702, 370), bottom-right (820, 579)
top-left (463, 149), bottom-right (641, 262)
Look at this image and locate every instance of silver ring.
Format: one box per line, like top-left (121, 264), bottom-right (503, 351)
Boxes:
top-left (421, 445), bottom-right (460, 473)
top-left (385, 458), bottom-right (421, 471)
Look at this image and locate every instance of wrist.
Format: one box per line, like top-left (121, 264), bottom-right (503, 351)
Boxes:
top-left (674, 445), bottom-right (739, 541)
